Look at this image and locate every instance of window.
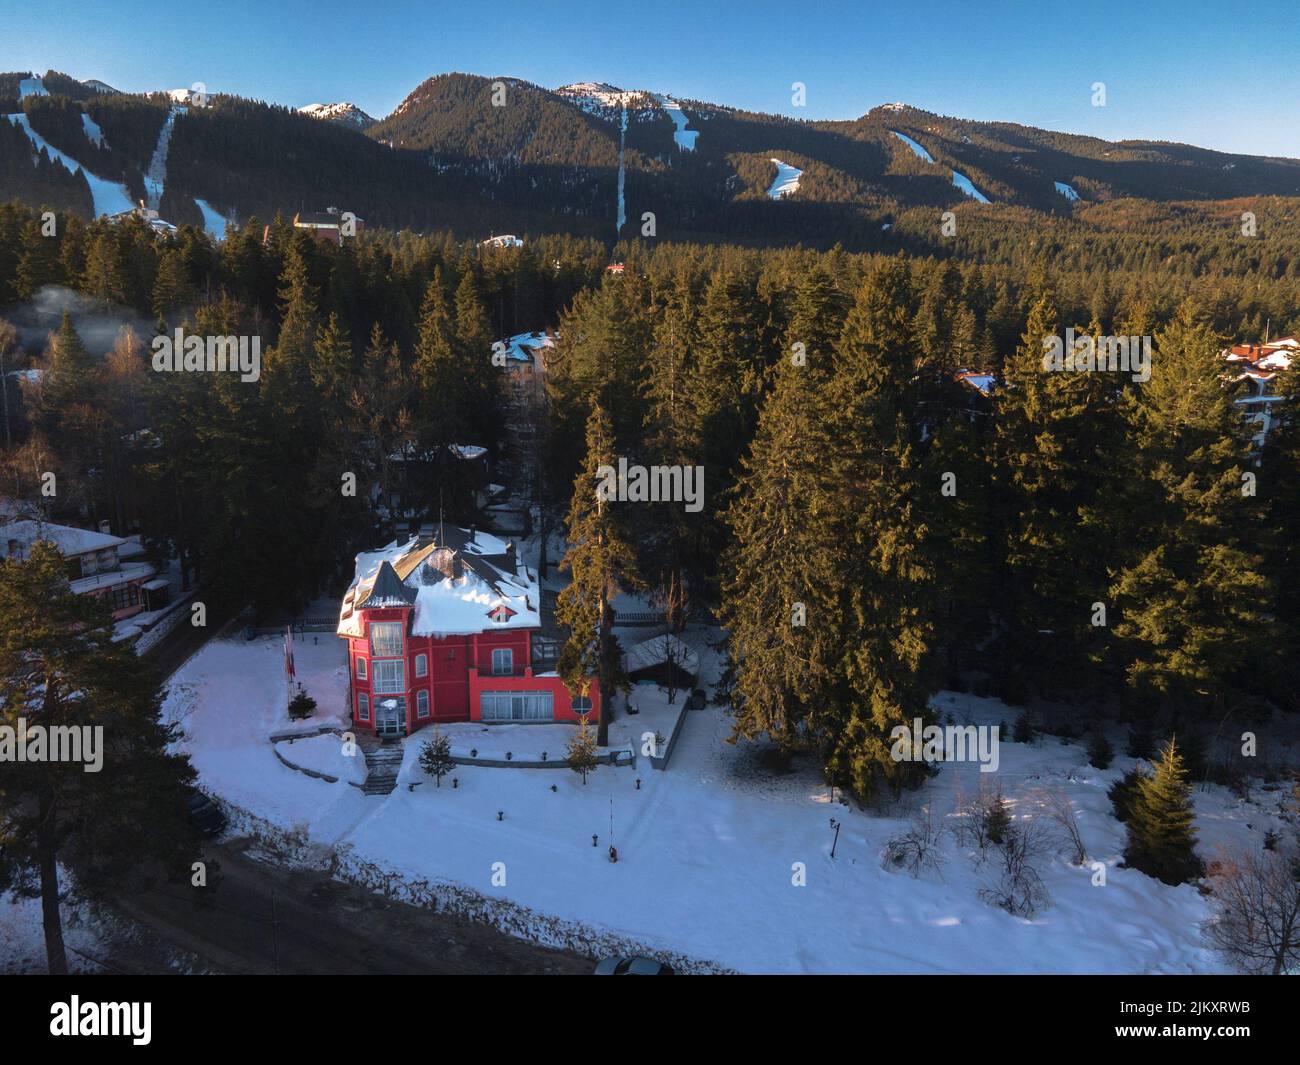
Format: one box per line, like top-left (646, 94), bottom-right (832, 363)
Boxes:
top-left (372, 658), bottom-right (405, 694)
top-left (355, 657), bottom-right (367, 680)
top-left (417, 690), bottom-right (430, 718)
top-left (110, 584), bottom-right (140, 612)
top-left (480, 691), bottom-right (553, 722)
top-left (369, 621), bottom-right (403, 658)
top-left (414, 654), bottom-right (427, 678)
top-left (572, 695), bottom-right (592, 713)
top-left (491, 648), bottom-right (513, 676)
top-left (357, 693), bottom-right (370, 721)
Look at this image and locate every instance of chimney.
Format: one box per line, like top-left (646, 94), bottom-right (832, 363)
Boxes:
top-left (99, 519), bottom-right (111, 535)
top-left (505, 539), bottom-right (516, 572)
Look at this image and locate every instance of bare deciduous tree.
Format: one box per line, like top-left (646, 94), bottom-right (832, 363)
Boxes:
top-left (1205, 847), bottom-right (1300, 975)
top-left (884, 804), bottom-right (945, 877)
top-left (1034, 787), bottom-right (1087, 865)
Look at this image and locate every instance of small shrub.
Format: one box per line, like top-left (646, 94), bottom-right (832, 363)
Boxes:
top-left (1087, 732), bottom-right (1114, 770)
top-left (288, 691), bottom-right (316, 720)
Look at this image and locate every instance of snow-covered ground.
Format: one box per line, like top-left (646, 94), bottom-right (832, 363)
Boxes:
top-left (616, 106), bottom-right (627, 234)
top-left (18, 76), bottom-right (48, 99)
top-left (153, 614), bottom-right (1272, 974)
top-left (767, 158), bottom-right (803, 200)
top-left (650, 93), bottom-right (697, 150)
top-left (3, 113), bottom-right (134, 217)
top-left (1055, 180), bottom-right (1081, 202)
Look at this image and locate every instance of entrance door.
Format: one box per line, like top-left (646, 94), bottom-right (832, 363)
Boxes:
top-left (376, 697), bottom-right (406, 737)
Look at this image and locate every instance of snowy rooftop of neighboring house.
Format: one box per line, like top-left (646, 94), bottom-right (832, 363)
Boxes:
top-left (497, 330), bottom-right (556, 363)
top-left (70, 560), bottom-right (156, 595)
top-left (1221, 338), bottom-right (1296, 372)
top-left (624, 633), bottom-right (700, 677)
top-left (955, 369), bottom-right (996, 396)
top-left (0, 519), bottom-right (125, 559)
top-left (480, 234), bottom-right (523, 248)
top-left (338, 525), bottom-right (540, 638)
top-left (388, 442), bottom-right (489, 463)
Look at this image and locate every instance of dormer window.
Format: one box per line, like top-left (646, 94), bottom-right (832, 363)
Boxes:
top-left (488, 604), bottom-right (514, 624)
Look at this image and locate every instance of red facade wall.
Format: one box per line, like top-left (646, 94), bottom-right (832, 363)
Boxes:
top-left (345, 604), bottom-right (598, 733)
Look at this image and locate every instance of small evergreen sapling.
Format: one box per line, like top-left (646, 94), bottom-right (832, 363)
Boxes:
top-left (566, 716), bottom-right (599, 785)
top-left (1013, 712), bottom-right (1035, 744)
top-left (419, 727), bottom-right (455, 787)
top-left (1123, 739), bottom-right (1204, 885)
top-left (288, 689), bottom-right (317, 720)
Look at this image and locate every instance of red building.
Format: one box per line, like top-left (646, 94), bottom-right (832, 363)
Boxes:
top-left (337, 525), bottom-right (597, 737)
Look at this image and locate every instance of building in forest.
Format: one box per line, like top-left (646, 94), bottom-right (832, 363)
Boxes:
top-left (337, 525), bottom-right (596, 737)
top-left (1221, 336), bottom-right (1296, 450)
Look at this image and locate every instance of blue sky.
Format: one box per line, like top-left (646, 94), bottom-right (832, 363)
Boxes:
top-left (6, 0), bottom-right (1298, 156)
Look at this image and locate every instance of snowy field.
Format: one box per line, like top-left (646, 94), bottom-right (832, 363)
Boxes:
top-left (144, 615), bottom-right (1288, 974)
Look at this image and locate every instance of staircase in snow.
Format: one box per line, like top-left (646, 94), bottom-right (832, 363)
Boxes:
top-left (360, 741), bottom-right (404, 796)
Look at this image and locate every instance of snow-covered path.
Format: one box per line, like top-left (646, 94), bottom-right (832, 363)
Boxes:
top-left (767, 158), bottom-right (802, 199)
top-left (4, 113), bottom-right (134, 217)
top-left (194, 197), bottom-right (229, 240)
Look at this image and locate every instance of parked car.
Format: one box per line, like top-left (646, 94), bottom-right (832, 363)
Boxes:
top-left (185, 789), bottom-right (227, 837)
top-left (594, 956), bottom-right (674, 975)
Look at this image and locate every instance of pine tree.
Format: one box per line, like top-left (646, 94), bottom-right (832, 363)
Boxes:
top-left (824, 256), bottom-right (936, 799)
top-left (1124, 738), bottom-right (1203, 884)
top-left (556, 401), bottom-right (642, 745)
top-left (1109, 300), bottom-right (1273, 724)
top-left (0, 543), bottom-right (201, 974)
top-left (721, 354), bottom-right (843, 749)
top-left (419, 727), bottom-right (456, 786)
top-left (565, 714), bottom-right (599, 784)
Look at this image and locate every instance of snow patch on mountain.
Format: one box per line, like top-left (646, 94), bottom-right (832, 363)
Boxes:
top-left (650, 93), bottom-right (697, 150)
top-left (4, 113), bottom-right (134, 217)
top-left (767, 158), bottom-right (802, 200)
top-left (299, 101), bottom-right (376, 129)
top-left (194, 198), bottom-right (230, 241)
top-left (951, 169), bottom-right (990, 203)
top-left (890, 129), bottom-right (935, 163)
top-left (1054, 180), bottom-right (1080, 201)
top-left (18, 77), bottom-right (48, 99)
top-left (80, 112), bottom-right (106, 148)
top-left (556, 82), bottom-right (652, 115)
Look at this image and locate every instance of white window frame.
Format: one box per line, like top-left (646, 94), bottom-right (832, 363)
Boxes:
top-left (369, 621), bottom-right (403, 658)
top-left (372, 658), bottom-right (405, 694)
top-left (491, 648), bottom-right (513, 676)
top-left (417, 690), bottom-right (430, 718)
top-left (357, 693), bottom-right (370, 721)
top-left (480, 691), bottom-right (553, 722)
top-left (356, 657), bottom-right (367, 680)
top-left (414, 653), bottom-right (428, 678)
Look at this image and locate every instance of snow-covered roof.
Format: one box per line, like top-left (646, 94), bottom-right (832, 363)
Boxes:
top-left (955, 369), bottom-right (996, 396)
top-left (0, 519), bottom-right (125, 559)
top-left (624, 633), bottom-right (700, 677)
top-left (338, 526), bottom-right (539, 638)
top-left (496, 330), bottom-right (556, 363)
top-left (480, 234), bottom-right (523, 248)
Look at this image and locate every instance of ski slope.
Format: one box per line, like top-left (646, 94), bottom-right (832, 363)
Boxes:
top-left (4, 113), bottom-right (134, 217)
top-left (651, 93), bottom-right (697, 150)
top-left (767, 158), bottom-right (803, 199)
